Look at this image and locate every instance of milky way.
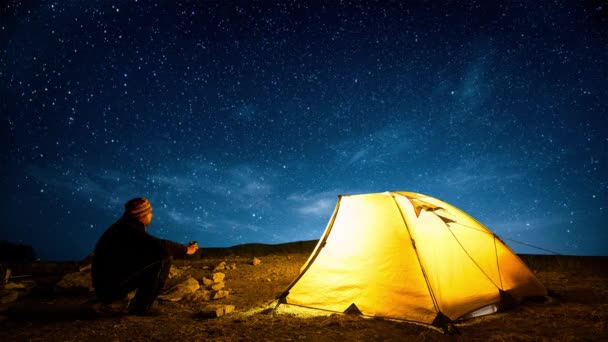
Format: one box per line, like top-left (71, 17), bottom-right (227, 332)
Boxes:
top-left (1, 1), bottom-right (606, 260)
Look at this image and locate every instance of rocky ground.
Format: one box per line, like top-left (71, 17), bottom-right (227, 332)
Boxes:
top-left (0, 242), bottom-right (606, 341)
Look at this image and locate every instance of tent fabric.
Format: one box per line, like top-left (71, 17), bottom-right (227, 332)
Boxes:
top-left (277, 191), bottom-right (546, 325)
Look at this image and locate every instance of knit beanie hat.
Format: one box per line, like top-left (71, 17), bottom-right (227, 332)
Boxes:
top-left (124, 197), bottom-right (152, 218)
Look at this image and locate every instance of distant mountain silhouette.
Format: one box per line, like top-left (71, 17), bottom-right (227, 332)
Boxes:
top-left (194, 240), bottom-right (607, 275)
top-left (0, 240), bottom-right (37, 263)
top-left (195, 240), bottom-right (318, 258)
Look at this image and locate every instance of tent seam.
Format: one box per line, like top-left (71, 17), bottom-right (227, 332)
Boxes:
top-left (391, 193), bottom-right (441, 314)
top-left (494, 235), bottom-right (504, 290)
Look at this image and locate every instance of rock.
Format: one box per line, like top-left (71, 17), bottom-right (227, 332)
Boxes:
top-left (158, 277), bottom-right (200, 302)
top-left (228, 263), bottom-right (237, 270)
top-left (169, 265), bottom-right (182, 279)
top-left (198, 304), bottom-right (235, 318)
top-left (55, 271), bottom-right (93, 293)
top-left (4, 282), bottom-right (26, 290)
top-left (211, 282), bottom-right (225, 291)
top-left (1, 279), bottom-right (35, 304)
top-left (1, 266), bottom-right (10, 284)
top-left (214, 262), bottom-right (227, 271)
top-left (212, 272), bottom-right (225, 283)
top-left (78, 264), bottom-right (92, 272)
top-left (1, 291), bottom-right (20, 304)
top-left (202, 277), bottom-right (214, 287)
top-left (252, 257), bottom-right (261, 266)
top-left (187, 290), bottom-right (212, 302)
top-left (212, 290), bottom-right (229, 300)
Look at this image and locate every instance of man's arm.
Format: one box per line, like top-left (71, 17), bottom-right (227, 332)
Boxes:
top-left (160, 239), bottom-right (198, 258)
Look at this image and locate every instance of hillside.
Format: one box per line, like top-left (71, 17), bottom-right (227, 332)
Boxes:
top-left (0, 241), bottom-right (606, 341)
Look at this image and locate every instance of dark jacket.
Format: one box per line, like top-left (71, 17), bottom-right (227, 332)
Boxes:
top-left (92, 216), bottom-right (187, 293)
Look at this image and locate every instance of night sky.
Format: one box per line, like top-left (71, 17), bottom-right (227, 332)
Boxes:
top-left (2, 1), bottom-right (606, 261)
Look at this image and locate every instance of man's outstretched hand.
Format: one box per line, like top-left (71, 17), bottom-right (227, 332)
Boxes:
top-left (186, 242), bottom-right (199, 255)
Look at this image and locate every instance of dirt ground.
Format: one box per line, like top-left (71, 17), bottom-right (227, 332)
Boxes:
top-left (0, 248), bottom-right (607, 341)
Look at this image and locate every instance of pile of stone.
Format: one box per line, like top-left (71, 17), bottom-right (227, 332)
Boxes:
top-left (158, 261), bottom-right (235, 317)
top-left (2, 258), bottom-right (247, 319)
top-left (213, 261), bottom-right (237, 271)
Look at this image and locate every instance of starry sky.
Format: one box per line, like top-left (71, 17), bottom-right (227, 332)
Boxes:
top-left (1, 1), bottom-right (606, 261)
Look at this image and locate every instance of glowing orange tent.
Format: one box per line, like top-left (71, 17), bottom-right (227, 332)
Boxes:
top-left (277, 191), bottom-right (546, 327)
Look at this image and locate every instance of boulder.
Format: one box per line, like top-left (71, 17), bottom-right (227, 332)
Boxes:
top-left (55, 271), bottom-right (93, 293)
top-left (4, 282), bottom-right (26, 290)
top-left (169, 265), bottom-right (183, 279)
top-left (198, 304), bottom-right (235, 318)
top-left (78, 264), bottom-right (92, 272)
top-left (1, 266), bottom-right (10, 284)
top-left (158, 277), bottom-right (200, 302)
top-left (212, 290), bottom-right (229, 300)
top-left (210, 282), bottom-right (225, 291)
top-left (252, 257), bottom-right (261, 266)
top-left (212, 272), bottom-right (225, 283)
top-left (0, 280), bottom-right (35, 304)
top-left (213, 262), bottom-right (227, 271)
top-left (1, 291), bottom-right (19, 305)
top-left (201, 277), bottom-right (214, 287)
top-left (186, 290), bottom-right (212, 302)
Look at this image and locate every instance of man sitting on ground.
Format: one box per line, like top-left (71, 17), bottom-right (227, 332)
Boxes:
top-left (92, 197), bottom-right (198, 315)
